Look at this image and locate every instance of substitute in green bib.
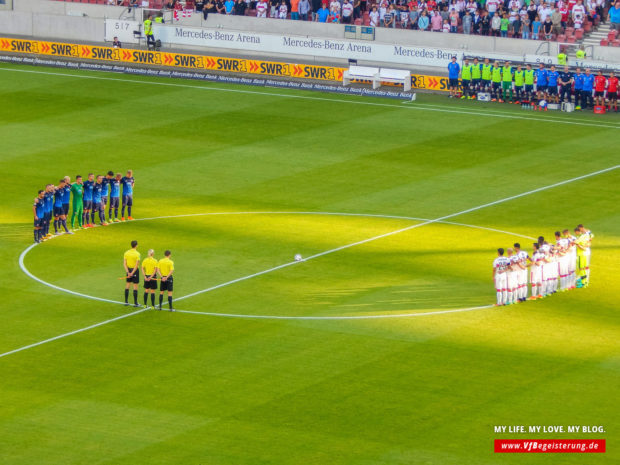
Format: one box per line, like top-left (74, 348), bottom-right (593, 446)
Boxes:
top-left (70, 175), bottom-right (84, 230)
top-left (481, 58), bottom-right (493, 92)
top-left (491, 62), bottom-right (502, 101)
top-left (514, 65), bottom-right (525, 102)
top-left (502, 61), bottom-right (513, 102)
top-left (471, 57), bottom-right (482, 95)
top-left (461, 58), bottom-right (473, 99)
top-left (524, 64), bottom-right (535, 101)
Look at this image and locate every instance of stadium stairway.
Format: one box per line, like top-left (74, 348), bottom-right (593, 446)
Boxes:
top-left (584, 21), bottom-right (615, 47)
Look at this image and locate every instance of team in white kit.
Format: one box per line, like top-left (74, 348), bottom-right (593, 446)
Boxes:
top-left (492, 225), bottom-right (593, 306)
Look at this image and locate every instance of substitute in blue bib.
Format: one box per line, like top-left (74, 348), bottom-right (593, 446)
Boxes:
top-left (447, 56), bottom-right (461, 99)
top-left (535, 63), bottom-right (548, 99)
top-left (121, 169), bottom-right (135, 221)
top-left (546, 65), bottom-right (559, 103)
top-left (581, 68), bottom-right (594, 110)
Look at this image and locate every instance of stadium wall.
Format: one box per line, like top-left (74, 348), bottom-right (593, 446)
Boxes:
top-left (0, 36), bottom-right (449, 94)
top-left (1, 0), bottom-right (620, 68)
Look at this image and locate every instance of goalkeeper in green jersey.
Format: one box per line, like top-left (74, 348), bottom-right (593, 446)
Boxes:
top-left (71, 175), bottom-right (84, 230)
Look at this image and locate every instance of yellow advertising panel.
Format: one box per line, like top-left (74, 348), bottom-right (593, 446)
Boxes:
top-left (0, 37), bottom-right (448, 91)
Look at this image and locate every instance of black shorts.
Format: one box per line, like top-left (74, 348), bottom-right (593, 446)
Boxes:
top-left (126, 270), bottom-right (140, 284)
top-left (54, 206), bottom-right (64, 216)
top-left (109, 197), bottom-right (120, 208)
top-left (34, 218), bottom-right (43, 228)
top-left (492, 82), bottom-right (501, 90)
top-left (102, 196), bottom-right (108, 205)
top-left (547, 86), bottom-right (557, 95)
top-left (594, 90), bottom-right (605, 97)
top-left (537, 84), bottom-right (547, 92)
top-left (62, 204), bottom-right (70, 215)
top-left (525, 84), bottom-right (534, 93)
top-left (84, 200), bottom-right (93, 210)
top-left (461, 79), bottom-right (470, 88)
top-left (45, 211), bottom-right (52, 222)
top-left (160, 277), bottom-right (174, 292)
top-left (122, 195), bottom-right (133, 207)
top-left (608, 91), bottom-right (618, 100)
top-left (449, 78), bottom-right (459, 88)
top-left (94, 201), bottom-right (104, 212)
top-left (514, 85), bottom-right (524, 93)
top-left (144, 277), bottom-right (158, 290)
top-left (482, 79), bottom-right (491, 88)
top-left (472, 78), bottom-right (481, 87)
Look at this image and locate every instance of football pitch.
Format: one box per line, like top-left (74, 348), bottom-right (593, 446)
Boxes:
top-left (1, 63), bottom-right (619, 464)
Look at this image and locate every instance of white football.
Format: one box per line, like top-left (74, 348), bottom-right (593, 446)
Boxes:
top-left (294, 254), bottom-right (303, 262)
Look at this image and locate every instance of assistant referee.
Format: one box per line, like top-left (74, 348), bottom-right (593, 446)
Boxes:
top-left (158, 250), bottom-right (174, 311)
top-left (123, 240), bottom-right (141, 307)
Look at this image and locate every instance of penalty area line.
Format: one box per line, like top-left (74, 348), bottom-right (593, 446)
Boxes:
top-left (0, 66), bottom-right (619, 129)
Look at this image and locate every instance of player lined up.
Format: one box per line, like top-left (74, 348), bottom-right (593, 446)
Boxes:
top-left (123, 240), bottom-right (175, 311)
top-left (492, 225), bottom-right (593, 306)
top-left (32, 170), bottom-right (135, 243)
top-left (452, 57), bottom-right (619, 111)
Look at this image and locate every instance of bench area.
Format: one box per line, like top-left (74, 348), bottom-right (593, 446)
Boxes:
top-left (342, 66), bottom-right (411, 92)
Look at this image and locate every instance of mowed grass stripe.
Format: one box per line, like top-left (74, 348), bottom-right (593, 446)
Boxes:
top-left (0, 64), bottom-right (618, 465)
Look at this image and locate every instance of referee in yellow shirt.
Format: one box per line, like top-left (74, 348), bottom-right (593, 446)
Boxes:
top-left (142, 249), bottom-right (158, 307)
top-left (157, 250), bottom-right (174, 311)
top-left (123, 240), bottom-right (140, 307)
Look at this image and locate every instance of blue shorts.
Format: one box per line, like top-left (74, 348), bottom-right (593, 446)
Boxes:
top-left (54, 206), bottom-right (64, 216)
top-left (492, 82), bottom-right (501, 90)
top-left (537, 84), bottom-right (547, 92)
top-left (547, 86), bottom-right (557, 95)
top-left (62, 204), bottom-right (70, 215)
top-left (122, 195), bottom-right (133, 207)
top-left (525, 84), bottom-right (534, 93)
top-left (34, 218), bottom-right (43, 228)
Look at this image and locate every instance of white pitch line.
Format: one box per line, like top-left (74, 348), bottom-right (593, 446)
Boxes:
top-left (19, 243), bottom-right (127, 306)
top-left (173, 304), bottom-right (495, 320)
top-left (0, 307), bottom-right (147, 359)
top-left (1, 66), bottom-right (619, 129)
top-left (176, 164), bottom-right (619, 302)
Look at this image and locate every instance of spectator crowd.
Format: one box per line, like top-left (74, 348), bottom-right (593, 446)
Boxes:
top-left (165, 0), bottom-right (616, 40)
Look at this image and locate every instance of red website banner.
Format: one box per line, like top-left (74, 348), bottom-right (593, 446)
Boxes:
top-left (495, 439), bottom-right (606, 453)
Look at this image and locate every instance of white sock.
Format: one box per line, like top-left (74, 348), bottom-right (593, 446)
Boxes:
top-left (497, 291), bottom-right (502, 305)
top-left (501, 290), bottom-right (507, 304)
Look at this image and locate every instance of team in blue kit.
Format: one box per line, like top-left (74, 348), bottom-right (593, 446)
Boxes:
top-left (31, 169), bottom-right (136, 242)
top-left (121, 170), bottom-right (135, 221)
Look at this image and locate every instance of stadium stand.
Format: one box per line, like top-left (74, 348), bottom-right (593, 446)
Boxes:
top-left (51, 0), bottom-right (609, 48)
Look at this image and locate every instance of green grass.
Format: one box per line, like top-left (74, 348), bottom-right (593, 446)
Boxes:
top-left (1, 63), bottom-right (619, 464)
